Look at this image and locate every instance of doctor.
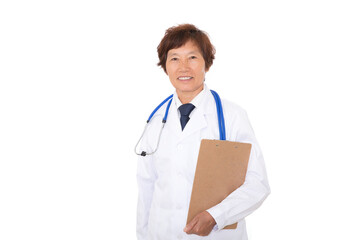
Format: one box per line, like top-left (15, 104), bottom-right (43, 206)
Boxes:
top-left (136, 24), bottom-right (270, 240)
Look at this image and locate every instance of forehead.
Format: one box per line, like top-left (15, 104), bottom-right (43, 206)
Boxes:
top-left (167, 41), bottom-right (201, 56)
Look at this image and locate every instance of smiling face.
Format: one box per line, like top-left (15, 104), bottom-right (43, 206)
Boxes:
top-left (165, 41), bottom-right (207, 103)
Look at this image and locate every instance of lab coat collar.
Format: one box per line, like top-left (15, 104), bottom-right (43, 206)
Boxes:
top-left (173, 84), bottom-right (207, 110)
top-left (167, 84), bottom-right (215, 143)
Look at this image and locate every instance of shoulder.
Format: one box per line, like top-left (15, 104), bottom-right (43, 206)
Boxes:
top-left (221, 98), bottom-right (248, 120)
top-left (219, 97), bottom-right (256, 142)
top-left (144, 95), bottom-right (173, 122)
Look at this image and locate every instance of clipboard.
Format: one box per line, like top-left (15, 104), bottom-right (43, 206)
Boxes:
top-left (186, 139), bottom-right (252, 229)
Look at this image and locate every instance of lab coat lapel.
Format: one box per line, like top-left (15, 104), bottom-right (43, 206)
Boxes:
top-left (165, 99), bottom-right (182, 139)
top-left (178, 107), bottom-right (207, 142)
top-left (165, 87), bottom-right (215, 143)
top-left (178, 89), bottom-right (214, 142)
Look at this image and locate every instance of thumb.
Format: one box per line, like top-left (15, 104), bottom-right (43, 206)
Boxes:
top-left (184, 218), bottom-right (197, 233)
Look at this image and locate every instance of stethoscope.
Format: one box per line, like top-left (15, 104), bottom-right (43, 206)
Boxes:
top-left (135, 90), bottom-right (226, 157)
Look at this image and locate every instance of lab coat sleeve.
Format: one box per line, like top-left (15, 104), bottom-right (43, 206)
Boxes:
top-left (136, 131), bottom-right (157, 240)
top-left (206, 109), bottom-right (270, 231)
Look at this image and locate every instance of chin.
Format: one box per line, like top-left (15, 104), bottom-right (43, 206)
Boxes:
top-left (172, 80), bottom-right (204, 94)
top-left (177, 85), bottom-right (196, 92)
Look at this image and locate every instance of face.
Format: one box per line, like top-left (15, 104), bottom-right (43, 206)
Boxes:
top-left (166, 41), bottom-right (207, 102)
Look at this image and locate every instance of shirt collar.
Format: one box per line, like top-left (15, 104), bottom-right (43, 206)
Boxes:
top-left (173, 84), bottom-right (208, 109)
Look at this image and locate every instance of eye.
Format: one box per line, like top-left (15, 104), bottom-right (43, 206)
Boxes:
top-left (190, 56), bottom-right (197, 59)
top-left (170, 57), bottom-right (178, 61)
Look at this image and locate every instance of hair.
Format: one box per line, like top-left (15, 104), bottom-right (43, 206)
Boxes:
top-left (157, 24), bottom-right (216, 73)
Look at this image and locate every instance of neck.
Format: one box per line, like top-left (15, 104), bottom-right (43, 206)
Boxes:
top-left (177, 84), bottom-right (204, 104)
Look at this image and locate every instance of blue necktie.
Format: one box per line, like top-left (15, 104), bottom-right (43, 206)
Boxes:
top-left (178, 103), bottom-right (195, 131)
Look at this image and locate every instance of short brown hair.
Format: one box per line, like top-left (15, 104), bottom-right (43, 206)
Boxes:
top-left (157, 24), bottom-right (216, 73)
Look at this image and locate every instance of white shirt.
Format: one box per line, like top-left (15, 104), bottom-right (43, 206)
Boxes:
top-left (173, 84), bottom-right (206, 119)
top-left (137, 84), bottom-right (270, 240)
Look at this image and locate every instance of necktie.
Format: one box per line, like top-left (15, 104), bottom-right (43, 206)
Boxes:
top-left (178, 103), bottom-right (195, 130)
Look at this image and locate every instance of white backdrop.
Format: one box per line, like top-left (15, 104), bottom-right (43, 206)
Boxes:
top-left (1, 0), bottom-right (359, 239)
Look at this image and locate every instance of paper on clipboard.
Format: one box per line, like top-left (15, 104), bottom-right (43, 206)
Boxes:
top-left (186, 139), bottom-right (251, 229)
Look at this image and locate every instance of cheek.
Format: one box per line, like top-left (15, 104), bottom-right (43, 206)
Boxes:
top-left (166, 62), bottom-right (175, 72)
top-left (195, 61), bottom-right (206, 74)
top-left (197, 65), bottom-right (206, 76)
top-left (167, 69), bottom-right (177, 81)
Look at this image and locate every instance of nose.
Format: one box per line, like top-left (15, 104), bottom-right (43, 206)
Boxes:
top-left (178, 59), bottom-right (190, 72)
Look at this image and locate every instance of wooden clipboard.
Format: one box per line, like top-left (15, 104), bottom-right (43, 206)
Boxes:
top-left (186, 139), bottom-right (252, 229)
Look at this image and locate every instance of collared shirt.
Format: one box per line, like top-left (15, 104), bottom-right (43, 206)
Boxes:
top-left (173, 84), bottom-right (207, 120)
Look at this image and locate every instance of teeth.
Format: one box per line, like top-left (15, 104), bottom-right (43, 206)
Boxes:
top-left (178, 77), bottom-right (192, 80)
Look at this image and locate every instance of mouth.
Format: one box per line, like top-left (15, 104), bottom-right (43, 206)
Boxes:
top-left (177, 76), bottom-right (193, 81)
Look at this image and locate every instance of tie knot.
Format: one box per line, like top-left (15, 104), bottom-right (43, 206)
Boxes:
top-left (178, 103), bottom-right (195, 117)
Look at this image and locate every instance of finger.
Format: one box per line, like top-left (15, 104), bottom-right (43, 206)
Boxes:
top-left (184, 217), bottom-right (198, 233)
top-left (186, 222), bottom-right (199, 235)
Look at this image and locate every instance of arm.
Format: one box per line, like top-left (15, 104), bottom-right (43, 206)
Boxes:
top-left (184, 110), bottom-right (270, 235)
top-left (207, 110), bottom-right (270, 230)
top-left (136, 138), bottom-right (157, 239)
top-left (184, 141), bottom-right (269, 234)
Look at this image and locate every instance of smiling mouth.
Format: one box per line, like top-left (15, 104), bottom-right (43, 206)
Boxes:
top-left (178, 76), bottom-right (193, 80)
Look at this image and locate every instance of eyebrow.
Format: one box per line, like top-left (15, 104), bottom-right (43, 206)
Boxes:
top-left (168, 51), bottom-right (200, 57)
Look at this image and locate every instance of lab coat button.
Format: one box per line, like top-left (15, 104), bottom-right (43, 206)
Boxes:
top-left (177, 144), bottom-right (183, 150)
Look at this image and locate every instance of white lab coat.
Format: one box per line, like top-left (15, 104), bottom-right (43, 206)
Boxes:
top-left (137, 85), bottom-right (270, 240)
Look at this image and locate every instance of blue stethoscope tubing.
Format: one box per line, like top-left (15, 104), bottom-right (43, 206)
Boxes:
top-left (211, 90), bottom-right (226, 141)
top-left (135, 90), bottom-right (226, 156)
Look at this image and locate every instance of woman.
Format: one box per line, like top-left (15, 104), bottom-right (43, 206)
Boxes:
top-left (136, 24), bottom-right (270, 240)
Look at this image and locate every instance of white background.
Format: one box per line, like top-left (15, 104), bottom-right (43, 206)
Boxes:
top-left (1, 0), bottom-right (359, 239)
